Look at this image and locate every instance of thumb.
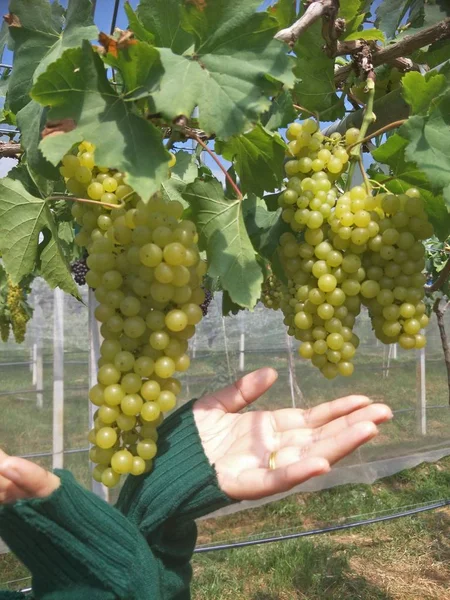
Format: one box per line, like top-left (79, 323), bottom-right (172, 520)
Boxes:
top-left (0, 453), bottom-right (60, 499)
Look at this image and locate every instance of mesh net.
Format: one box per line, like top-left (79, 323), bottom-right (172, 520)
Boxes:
top-left (0, 278), bottom-right (449, 532)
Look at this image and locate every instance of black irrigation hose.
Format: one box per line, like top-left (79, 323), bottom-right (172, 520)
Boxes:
top-left (194, 498), bottom-right (450, 554)
top-left (13, 498), bottom-right (450, 594)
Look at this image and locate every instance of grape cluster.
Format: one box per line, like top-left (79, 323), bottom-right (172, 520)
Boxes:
top-left (200, 287), bottom-right (213, 316)
top-left (271, 120), bottom-right (433, 379)
top-left (7, 277), bottom-right (29, 344)
top-left (64, 142), bottom-right (207, 487)
top-left (261, 274), bottom-right (284, 311)
top-left (71, 256), bottom-right (89, 286)
top-left (0, 320), bottom-right (9, 343)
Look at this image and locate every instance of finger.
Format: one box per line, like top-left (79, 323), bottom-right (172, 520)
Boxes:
top-left (275, 421), bottom-right (378, 469)
top-left (0, 473), bottom-right (28, 504)
top-left (202, 367), bottom-right (279, 414)
top-left (272, 395), bottom-right (374, 431)
top-left (0, 457), bottom-right (60, 499)
top-left (278, 403), bottom-right (392, 449)
top-left (224, 457), bottom-right (330, 500)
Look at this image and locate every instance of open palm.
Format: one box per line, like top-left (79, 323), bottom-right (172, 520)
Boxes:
top-left (193, 368), bottom-right (392, 500)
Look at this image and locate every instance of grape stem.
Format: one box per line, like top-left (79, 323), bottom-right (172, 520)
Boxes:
top-left (293, 104), bottom-right (320, 122)
top-left (188, 132), bottom-right (243, 201)
top-left (49, 194), bottom-right (126, 211)
top-left (346, 119), bottom-right (407, 152)
top-left (346, 75), bottom-right (376, 193)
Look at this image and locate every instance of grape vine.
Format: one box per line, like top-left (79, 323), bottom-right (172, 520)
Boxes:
top-left (0, 0), bottom-right (449, 482)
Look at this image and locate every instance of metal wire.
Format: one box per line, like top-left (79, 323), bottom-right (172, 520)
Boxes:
top-left (110, 0), bottom-right (121, 35)
top-left (194, 498), bottom-right (450, 553)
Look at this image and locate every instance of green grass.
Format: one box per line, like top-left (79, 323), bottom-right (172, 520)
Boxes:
top-left (2, 337), bottom-right (450, 597)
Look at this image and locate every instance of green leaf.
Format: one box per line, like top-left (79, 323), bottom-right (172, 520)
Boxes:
top-left (267, 0), bottom-right (297, 29)
top-left (7, 0), bottom-right (97, 114)
top-left (134, 0), bottom-right (294, 138)
top-left (401, 71), bottom-right (448, 115)
top-left (103, 41), bottom-right (161, 98)
top-left (401, 91), bottom-right (450, 194)
top-left (222, 291), bottom-right (244, 316)
top-left (161, 150), bottom-right (198, 207)
top-left (376, 0), bottom-right (424, 39)
top-left (215, 124), bottom-right (286, 196)
top-left (0, 20), bottom-right (10, 59)
top-left (136, 0), bottom-right (193, 54)
top-left (261, 89), bottom-right (297, 131)
top-left (0, 177), bottom-right (78, 295)
top-left (31, 43), bottom-right (170, 202)
top-left (293, 22), bottom-right (344, 120)
top-left (344, 29), bottom-right (386, 42)
top-left (16, 101), bottom-right (60, 180)
top-left (338, 0), bottom-right (364, 23)
top-left (183, 176), bottom-right (264, 309)
top-left (243, 195), bottom-right (289, 261)
top-left (124, 2), bottom-right (155, 45)
top-left (372, 133), bottom-right (450, 240)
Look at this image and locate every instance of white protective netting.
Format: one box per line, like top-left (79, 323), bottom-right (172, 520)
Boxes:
top-left (1, 276), bottom-right (450, 532)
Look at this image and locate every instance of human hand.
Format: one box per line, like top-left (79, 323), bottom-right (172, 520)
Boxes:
top-left (0, 450), bottom-right (60, 504)
top-left (193, 368), bottom-right (393, 501)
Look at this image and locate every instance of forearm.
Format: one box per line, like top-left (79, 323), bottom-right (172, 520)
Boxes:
top-left (0, 470), bottom-right (160, 599)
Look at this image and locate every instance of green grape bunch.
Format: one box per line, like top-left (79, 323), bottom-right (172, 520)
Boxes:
top-left (63, 142), bottom-right (207, 488)
top-left (269, 119), bottom-right (433, 380)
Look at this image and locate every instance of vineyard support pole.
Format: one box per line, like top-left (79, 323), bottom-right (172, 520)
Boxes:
top-left (417, 334), bottom-right (427, 436)
top-left (52, 288), bottom-right (64, 470)
top-left (31, 343), bottom-right (37, 383)
top-left (88, 289), bottom-right (109, 502)
top-left (35, 303), bottom-right (44, 409)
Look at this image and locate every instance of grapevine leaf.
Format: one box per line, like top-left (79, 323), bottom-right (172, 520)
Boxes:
top-left (183, 176), bottom-right (264, 309)
top-left (124, 3), bottom-right (155, 45)
top-left (161, 151), bottom-right (198, 207)
top-left (7, 0), bottom-right (97, 114)
top-left (401, 91), bottom-right (450, 194)
top-left (376, 0), bottom-right (424, 39)
top-left (293, 22), bottom-right (344, 120)
top-left (401, 71), bottom-right (448, 115)
top-left (372, 133), bottom-right (450, 239)
top-left (0, 20), bottom-right (9, 59)
top-left (215, 124), bottom-right (286, 196)
top-left (16, 101), bottom-right (60, 180)
top-left (222, 291), bottom-right (244, 316)
top-left (31, 43), bottom-right (170, 202)
top-left (103, 41), bottom-right (161, 98)
top-left (344, 29), bottom-right (386, 42)
top-left (135, 0), bottom-right (294, 138)
top-left (243, 195), bottom-right (289, 261)
top-left (136, 0), bottom-right (193, 54)
top-left (261, 89), bottom-right (297, 131)
top-left (0, 177), bottom-right (78, 295)
top-left (268, 0), bottom-right (297, 29)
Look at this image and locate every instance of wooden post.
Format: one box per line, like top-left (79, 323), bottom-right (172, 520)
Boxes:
top-left (89, 289), bottom-right (109, 501)
top-left (417, 332), bottom-right (426, 436)
top-left (52, 288), bottom-right (64, 470)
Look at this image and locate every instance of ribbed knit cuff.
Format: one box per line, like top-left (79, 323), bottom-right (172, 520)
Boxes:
top-left (116, 400), bottom-right (234, 535)
top-left (0, 470), bottom-right (151, 599)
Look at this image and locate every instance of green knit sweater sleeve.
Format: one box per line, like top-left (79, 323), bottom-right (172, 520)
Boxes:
top-left (0, 401), bottom-right (234, 600)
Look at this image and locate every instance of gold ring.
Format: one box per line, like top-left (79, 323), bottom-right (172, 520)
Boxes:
top-left (269, 451), bottom-right (277, 470)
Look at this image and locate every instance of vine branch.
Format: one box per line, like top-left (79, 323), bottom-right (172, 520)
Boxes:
top-left (0, 141), bottom-right (21, 158)
top-left (433, 296), bottom-right (450, 405)
top-left (188, 132), bottom-right (243, 201)
top-left (335, 18), bottom-right (450, 84)
top-left (425, 259), bottom-right (450, 293)
top-left (274, 0), bottom-right (339, 46)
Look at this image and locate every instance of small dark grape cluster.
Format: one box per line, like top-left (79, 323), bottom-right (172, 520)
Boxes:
top-left (71, 256), bottom-right (89, 286)
top-left (200, 287), bottom-right (213, 316)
